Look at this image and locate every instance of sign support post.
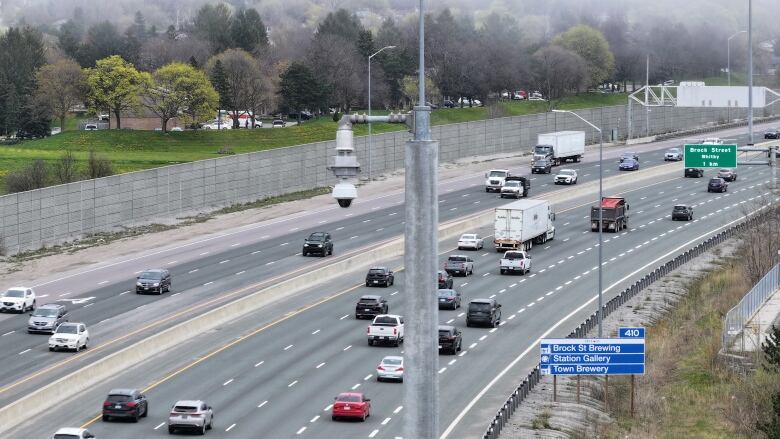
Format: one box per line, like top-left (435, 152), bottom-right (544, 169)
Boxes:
top-left (630, 374), bottom-right (636, 417)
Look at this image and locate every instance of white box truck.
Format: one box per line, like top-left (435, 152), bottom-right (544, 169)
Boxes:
top-left (534, 131), bottom-right (585, 165)
top-left (493, 199), bottom-right (555, 252)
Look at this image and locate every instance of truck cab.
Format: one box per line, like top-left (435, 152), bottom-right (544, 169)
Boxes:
top-left (485, 169), bottom-right (510, 192)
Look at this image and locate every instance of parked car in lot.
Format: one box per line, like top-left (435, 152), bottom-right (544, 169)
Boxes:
top-left (376, 356), bottom-right (404, 382)
top-left (664, 148), bottom-right (683, 161)
top-left (167, 400), bottom-right (213, 435)
top-left (554, 169), bottom-right (578, 185)
top-left (52, 428), bottom-right (96, 439)
top-left (272, 119), bottom-right (286, 128)
top-left (438, 270), bottom-right (454, 289)
top-left (442, 100), bottom-right (455, 108)
top-left (437, 289), bottom-right (462, 310)
top-left (302, 232), bottom-right (333, 256)
top-left (685, 167), bottom-right (704, 178)
top-left (717, 168), bottom-right (737, 181)
top-left (671, 204), bottom-right (693, 221)
top-left (201, 120), bottom-right (231, 130)
top-left (457, 233), bottom-right (484, 250)
top-left (355, 295), bottom-right (389, 319)
top-left (48, 322), bottom-right (89, 352)
top-left (84, 124), bottom-right (98, 131)
top-left (102, 388), bottom-right (148, 422)
top-left (136, 269), bottom-right (171, 295)
top-left (444, 255), bottom-right (474, 276)
top-left (466, 298), bottom-right (501, 328)
top-left (765, 128), bottom-right (780, 139)
top-left (365, 267), bottom-right (394, 287)
top-left (332, 392), bottom-right (370, 421)
top-left (1, 287), bottom-right (36, 313)
top-left (28, 303), bottom-right (68, 334)
top-left (438, 325), bottom-right (462, 354)
top-left (707, 177), bottom-right (728, 193)
top-left (619, 158), bottom-right (639, 171)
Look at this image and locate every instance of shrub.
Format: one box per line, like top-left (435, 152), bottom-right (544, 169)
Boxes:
top-left (87, 150), bottom-right (113, 179)
top-left (54, 150), bottom-right (79, 184)
top-left (6, 159), bottom-right (48, 193)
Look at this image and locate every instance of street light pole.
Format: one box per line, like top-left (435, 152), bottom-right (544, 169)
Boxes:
top-left (367, 45), bottom-right (396, 181)
top-left (553, 110), bottom-right (603, 337)
top-left (748, 0), bottom-right (754, 144)
top-left (727, 30), bottom-right (746, 87)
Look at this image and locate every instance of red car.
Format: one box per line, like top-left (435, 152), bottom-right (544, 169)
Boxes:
top-left (332, 392), bottom-right (371, 421)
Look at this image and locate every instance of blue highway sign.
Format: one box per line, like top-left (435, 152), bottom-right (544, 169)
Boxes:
top-left (540, 338), bottom-right (645, 376)
top-left (619, 327), bottom-right (645, 338)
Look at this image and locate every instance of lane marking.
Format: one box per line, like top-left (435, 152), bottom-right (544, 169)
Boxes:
top-left (255, 361), bottom-right (264, 367)
top-left (310, 415), bottom-right (320, 423)
top-left (226, 423), bottom-right (236, 432)
top-left (258, 400), bottom-right (268, 408)
top-left (223, 379), bottom-right (234, 386)
top-left (288, 380), bottom-right (298, 387)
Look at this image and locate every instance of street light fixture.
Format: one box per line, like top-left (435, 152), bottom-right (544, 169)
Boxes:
top-left (367, 45), bottom-right (397, 181)
top-left (552, 109), bottom-right (604, 338)
top-left (727, 30), bottom-right (746, 87)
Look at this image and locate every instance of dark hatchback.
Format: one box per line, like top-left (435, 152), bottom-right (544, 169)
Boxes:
top-left (707, 178), bottom-right (728, 193)
top-left (355, 295), bottom-right (388, 319)
top-left (438, 325), bottom-right (462, 354)
top-left (135, 269), bottom-right (171, 295)
top-left (102, 388), bottom-right (148, 422)
top-left (685, 168), bottom-right (704, 178)
top-left (365, 267), bottom-right (394, 287)
top-left (437, 289), bottom-right (461, 310)
top-left (466, 299), bottom-right (501, 327)
top-left (302, 232), bottom-right (333, 256)
top-left (619, 158), bottom-right (639, 171)
top-left (438, 270), bottom-right (453, 289)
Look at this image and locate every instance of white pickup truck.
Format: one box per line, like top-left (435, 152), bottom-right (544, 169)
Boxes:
top-left (367, 314), bottom-right (405, 346)
top-left (499, 251), bottom-right (532, 275)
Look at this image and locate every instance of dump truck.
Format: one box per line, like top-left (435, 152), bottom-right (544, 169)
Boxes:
top-left (591, 196), bottom-right (629, 232)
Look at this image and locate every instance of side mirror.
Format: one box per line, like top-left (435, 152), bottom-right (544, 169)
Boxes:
top-left (627, 204), bottom-right (630, 210)
top-left (136, 276), bottom-right (140, 279)
top-left (497, 304), bottom-right (502, 308)
top-left (484, 173), bottom-right (488, 178)
top-left (364, 398), bottom-right (371, 402)
top-left (334, 396), bottom-right (338, 400)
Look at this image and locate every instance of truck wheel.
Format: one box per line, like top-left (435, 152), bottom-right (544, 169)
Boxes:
top-left (485, 188), bottom-right (489, 193)
top-left (500, 269), bottom-right (505, 275)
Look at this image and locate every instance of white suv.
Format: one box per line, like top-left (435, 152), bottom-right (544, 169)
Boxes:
top-left (49, 323), bottom-right (89, 352)
top-left (1, 287), bottom-right (36, 313)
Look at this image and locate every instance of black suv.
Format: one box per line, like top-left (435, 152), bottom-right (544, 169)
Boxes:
top-left (438, 325), bottom-right (462, 354)
top-left (707, 178), bottom-right (728, 193)
top-left (671, 204), bottom-right (693, 221)
top-left (685, 168), bottom-right (704, 178)
top-left (466, 298), bottom-right (501, 328)
top-left (302, 232), bottom-right (333, 256)
top-left (135, 269), bottom-right (171, 295)
top-left (355, 295), bottom-right (388, 319)
top-left (438, 270), bottom-right (453, 289)
top-left (365, 267), bottom-right (394, 287)
top-left (102, 388), bottom-right (148, 422)
top-left (531, 158), bottom-right (552, 174)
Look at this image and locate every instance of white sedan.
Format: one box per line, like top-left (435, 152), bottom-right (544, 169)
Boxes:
top-left (52, 428), bottom-right (96, 439)
top-left (49, 322), bottom-right (89, 352)
top-left (457, 234), bottom-right (484, 250)
top-left (553, 169), bottom-right (578, 185)
top-left (376, 356), bottom-right (404, 382)
top-left (0, 287), bottom-right (36, 313)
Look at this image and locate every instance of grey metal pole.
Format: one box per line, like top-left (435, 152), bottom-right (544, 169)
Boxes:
top-left (727, 37), bottom-right (731, 87)
top-left (645, 55), bottom-right (649, 137)
top-left (368, 56), bottom-right (372, 181)
top-left (748, 0), bottom-right (754, 144)
top-left (404, 0), bottom-right (439, 438)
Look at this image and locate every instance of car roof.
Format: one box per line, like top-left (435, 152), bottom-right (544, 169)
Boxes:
top-left (719, 168), bottom-right (732, 172)
top-left (438, 325), bottom-right (456, 331)
top-left (558, 168), bottom-right (575, 172)
top-left (470, 298), bottom-right (494, 304)
top-left (369, 266), bottom-right (388, 270)
top-left (460, 233), bottom-right (477, 237)
top-left (6, 286), bottom-right (29, 290)
top-left (108, 388), bottom-right (138, 396)
top-left (710, 177), bottom-right (724, 181)
top-left (359, 295), bottom-right (383, 300)
top-left (337, 392), bottom-right (363, 397)
top-left (141, 268), bottom-right (165, 273)
top-left (381, 355), bottom-right (403, 362)
top-left (438, 289), bottom-right (456, 294)
top-left (54, 428), bottom-right (88, 434)
top-left (173, 400), bottom-right (204, 406)
top-left (38, 303), bottom-right (65, 309)
top-left (673, 204), bottom-right (689, 208)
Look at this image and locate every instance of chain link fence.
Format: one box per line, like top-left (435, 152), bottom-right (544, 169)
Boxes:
top-left (483, 209), bottom-right (771, 439)
top-left (722, 263), bottom-right (780, 354)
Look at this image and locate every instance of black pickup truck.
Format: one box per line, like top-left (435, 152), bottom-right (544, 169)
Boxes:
top-left (355, 295), bottom-right (389, 319)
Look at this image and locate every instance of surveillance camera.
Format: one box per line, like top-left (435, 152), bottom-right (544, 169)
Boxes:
top-left (332, 182), bottom-right (357, 208)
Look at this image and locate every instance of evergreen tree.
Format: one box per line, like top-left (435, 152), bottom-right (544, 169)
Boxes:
top-left (230, 8), bottom-right (268, 53)
top-left (189, 56), bottom-right (199, 69)
top-left (209, 59), bottom-right (232, 116)
top-left (764, 324), bottom-right (780, 370)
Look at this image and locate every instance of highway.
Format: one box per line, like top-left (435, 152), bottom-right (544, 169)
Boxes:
top-left (4, 126), bottom-right (776, 437)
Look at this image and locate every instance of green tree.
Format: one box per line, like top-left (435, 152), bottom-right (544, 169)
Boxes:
top-left (58, 19), bottom-right (83, 59)
top-left (0, 26), bottom-right (46, 135)
top-left (278, 63), bottom-right (327, 121)
top-left (376, 18), bottom-right (414, 107)
top-left (230, 8), bottom-right (268, 53)
top-left (206, 49), bottom-right (258, 128)
top-left (758, 390), bottom-right (780, 439)
top-left (764, 325), bottom-right (780, 371)
top-left (35, 59), bottom-right (88, 131)
top-left (86, 55), bottom-right (147, 129)
top-left (531, 45), bottom-right (588, 109)
top-left (143, 63), bottom-right (218, 132)
top-left (401, 74), bottom-right (441, 108)
top-left (209, 59), bottom-right (231, 122)
top-left (128, 11), bottom-right (147, 42)
top-left (78, 21), bottom-right (126, 67)
top-left (317, 9), bottom-right (363, 42)
top-left (194, 4), bottom-right (233, 54)
top-left (553, 24), bottom-right (615, 88)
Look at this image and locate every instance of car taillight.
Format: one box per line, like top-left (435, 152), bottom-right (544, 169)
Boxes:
top-left (377, 366), bottom-right (385, 371)
top-left (103, 401), bottom-right (111, 407)
top-left (367, 326), bottom-right (370, 334)
top-left (190, 413), bottom-right (203, 417)
top-left (397, 367), bottom-right (404, 372)
top-left (393, 327), bottom-right (397, 335)
top-left (126, 402), bottom-right (137, 408)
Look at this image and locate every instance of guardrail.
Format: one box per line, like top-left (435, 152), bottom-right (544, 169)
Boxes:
top-left (722, 263), bottom-right (780, 353)
top-left (483, 208), bottom-right (770, 439)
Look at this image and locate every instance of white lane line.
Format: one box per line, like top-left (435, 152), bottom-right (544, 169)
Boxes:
top-left (219, 259), bottom-right (230, 264)
top-left (2, 331), bottom-right (15, 336)
top-left (394, 406), bottom-right (404, 414)
top-left (284, 344), bottom-right (294, 351)
top-left (154, 422), bottom-right (165, 430)
top-left (226, 423), bottom-right (236, 432)
top-left (336, 226), bottom-right (345, 230)
top-left (203, 281), bottom-right (213, 286)
top-left (364, 374), bottom-right (373, 381)
top-left (457, 312), bottom-right (465, 317)
top-left (340, 314), bottom-right (349, 320)
top-left (538, 269), bottom-right (546, 273)
top-left (448, 359), bottom-right (457, 365)
top-left (482, 273), bottom-right (490, 277)
top-left (563, 222), bottom-right (570, 226)
top-left (438, 367), bottom-right (447, 374)
top-left (310, 415), bottom-right (320, 423)
top-left (312, 329), bottom-right (321, 335)
top-left (97, 280), bottom-right (109, 285)
top-left (255, 361), bottom-right (264, 367)
top-left (288, 380), bottom-right (298, 388)
top-left (59, 292), bottom-right (71, 297)
top-left (508, 315), bottom-right (516, 320)
top-left (235, 271), bottom-right (245, 275)
top-left (389, 212), bottom-right (398, 216)
top-left (518, 308), bottom-right (526, 313)
top-left (296, 427), bottom-right (306, 435)
top-left (376, 228), bottom-right (384, 232)
top-left (499, 289), bottom-right (506, 294)
top-left (574, 276), bottom-right (581, 280)
top-left (265, 261), bottom-right (276, 266)
top-left (491, 327), bottom-right (499, 332)
top-left (469, 342), bottom-right (478, 349)
top-left (199, 251), bottom-right (209, 256)
top-left (489, 294), bottom-right (496, 299)
top-left (324, 405), bottom-right (333, 412)
top-left (83, 303), bottom-right (94, 308)
top-left (38, 294), bottom-right (48, 298)
top-left (18, 349), bottom-right (31, 355)
top-left (258, 400), bottom-right (268, 408)
top-left (391, 290), bottom-right (399, 295)
top-left (223, 378), bottom-right (234, 386)
top-left (350, 236), bottom-right (359, 239)
top-left (351, 383), bottom-right (361, 390)
top-left (316, 362), bottom-right (326, 369)
top-left (363, 219), bottom-right (372, 223)
top-left (188, 269), bottom-right (199, 274)
top-left (343, 345), bottom-right (352, 351)
top-left (251, 250), bottom-right (262, 255)
top-left (231, 242), bottom-right (241, 247)
top-left (446, 319), bottom-right (454, 324)
top-left (509, 283), bottom-right (517, 288)
top-left (459, 351), bottom-right (468, 357)
top-left (479, 335), bottom-right (487, 341)
top-left (382, 417), bottom-right (392, 425)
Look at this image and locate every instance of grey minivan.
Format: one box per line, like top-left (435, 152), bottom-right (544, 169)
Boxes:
top-left (28, 303), bottom-right (68, 334)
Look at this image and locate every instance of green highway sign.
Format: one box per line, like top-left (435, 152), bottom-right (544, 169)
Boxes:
top-left (684, 144), bottom-right (738, 168)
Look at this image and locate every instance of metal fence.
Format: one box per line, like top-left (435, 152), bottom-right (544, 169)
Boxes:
top-left (722, 263), bottom-right (780, 353)
top-left (483, 209), bottom-right (771, 439)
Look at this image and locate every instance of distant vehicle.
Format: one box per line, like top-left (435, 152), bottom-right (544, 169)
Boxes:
top-left (98, 113), bottom-right (110, 121)
top-left (485, 169), bottom-right (511, 192)
top-left (84, 124), bottom-right (98, 131)
top-left (664, 148), bottom-right (683, 161)
top-left (135, 269), bottom-right (171, 295)
top-left (717, 168), bottom-right (737, 181)
top-left (52, 428), bottom-right (96, 439)
top-left (302, 232), bottom-right (333, 257)
top-left (355, 295), bottom-right (389, 319)
top-left (494, 199), bottom-right (556, 251)
top-left (51, 127), bottom-right (62, 135)
top-left (167, 400), bottom-right (213, 435)
top-left (701, 137), bottom-right (723, 145)
top-left (685, 167), bottom-right (704, 178)
top-left (28, 303), bottom-right (68, 334)
top-left (708, 177), bottom-right (728, 193)
top-left (0, 287), bottom-right (36, 313)
top-left (437, 289), bottom-right (462, 310)
top-left (512, 90), bottom-right (527, 100)
top-left (48, 322), bottom-right (88, 352)
top-left (272, 119), bottom-right (286, 128)
top-left (466, 298), bottom-right (501, 328)
top-left (365, 267), bottom-right (394, 287)
top-left (765, 128), bottom-right (780, 139)
top-left (457, 97), bottom-right (482, 106)
top-left (444, 255), bottom-right (474, 277)
top-left (332, 392), bottom-right (370, 421)
top-left (367, 314), bottom-right (404, 346)
top-left (619, 151), bottom-right (639, 162)
top-left (457, 233), bottom-right (484, 250)
top-left (554, 169), bottom-right (578, 185)
top-left (201, 121), bottom-right (231, 130)
top-left (376, 356), bottom-right (404, 382)
top-left (500, 176), bottom-right (530, 199)
top-left (531, 158), bottom-right (553, 174)
top-left (591, 196), bottom-right (629, 232)
top-left (442, 100), bottom-right (456, 108)
top-left (170, 126), bottom-right (183, 132)
top-left (102, 388), bottom-right (148, 422)
top-left (671, 204), bottom-right (693, 221)
top-left (499, 250), bottom-right (531, 275)
top-left (534, 131), bottom-right (585, 165)
top-left (619, 158), bottom-right (639, 171)
top-left (438, 325), bottom-right (462, 354)
top-left (437, 270), bottom-right (453, 289)
top-left (288, 111), bottom-right (313, 120)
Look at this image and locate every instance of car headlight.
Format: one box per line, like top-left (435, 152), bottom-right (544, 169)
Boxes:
top-left (317, 244), bottom-right (323, 247)
top-left (136, 282), bottom-right (142, 286)
top-left (152, 282), bottom-right (160, 287)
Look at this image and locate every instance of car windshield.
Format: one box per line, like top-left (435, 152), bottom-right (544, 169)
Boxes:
top-left (673, 206), bottom-right (688, 211)
top-left (382, 358), bottom-right (402, 366)
top-left (622, 159), bottom-right (635, 165)
top-left (359, 298), bottom-right (378, 304)
top-left (559, 170), bottom-right (575, 176)
top-left (439, 330), bottom-right (454, 337)
top-left (709, 179), bottom-right (722, 184)
top-left (368, 269), bottom-right (386, 274)
top-left (54, 435), bottom-right (81, 439)
top-left (3, 289), bottom-right (24, 298)
top-left (448, 256), bottom-right (467, 262)
top-left (139, 271), bottom-right (162, 280)
top-left (533, 160), bottom-right (548, 166)
top-left (107, 394), bottom-right (132, 403)
top-left (622, 152), bottom-right (636, 157)
top-left (469, 302), bottom-right (492, 311)
top-left (535, 145), bottom-right (552, 153)
top-left (373, 316), bottom-right (398, 325)
top-left (489, 171), bottom-right (506, 177)
top-left (667, 149), bottom-right (680, 153)
top-left (32, 308), bottom-right (58, 317)
top-left (460, 234), bottom-right (476, 240)
top-left (504, 181), bottom-right (519, 187)
top-left (503, 252), bottom-right (525, 260)
top-left (308, 233), bottom-right (326, 241)
top-left (438, 290), bottom-right (455, 297)
top-left (173, 405), bottom-right (199, 412)
top-left (56, 325), bottom-right (78, 334)
top-left (719, 169), bottom-right (731, 173)
top-left (336, 395), bottom-right (361, 402)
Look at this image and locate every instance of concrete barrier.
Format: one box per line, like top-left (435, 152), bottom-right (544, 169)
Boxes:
top-left (0, 161), bottom-right (681, 434)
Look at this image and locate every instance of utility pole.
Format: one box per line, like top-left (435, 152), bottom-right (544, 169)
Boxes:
top-left (748, 0), bottom-right (754, 144)
top-left (645, 55), bottom-right (649, 137)
top-left (403, 0), bottom-right (439, 438)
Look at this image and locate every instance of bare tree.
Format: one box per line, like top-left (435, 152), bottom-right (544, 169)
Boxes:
top-left (531, 46), bottom-right (588, 109)
top-left (87, 150), bottom-right (113, 179)
top-left (6, 159), bottom-right (48, 193)
top-left (306, 33), bottom-right (362, 112)
top-left (741, 200), bottom-right (780, 284)
top-left (34, 59), bottom-right (87, 131)
top-left (206, 49), bottom-right (259, 127)
top-left (53, 150), bottom-right (78, 184)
